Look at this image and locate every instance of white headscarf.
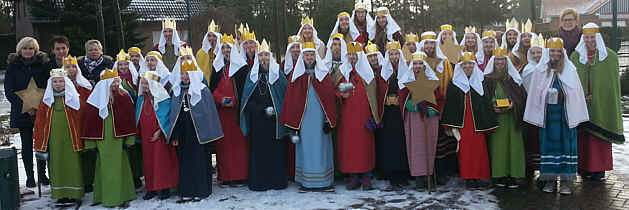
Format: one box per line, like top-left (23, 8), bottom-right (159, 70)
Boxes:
top-left (171, 59), bottom-right (206, 106)
top-left (351, 7), bottom-right (375, 40)
top-left (128, 50), bottom-right (145, 72)
top-left (201, 32), bottom-right (222, 55)
top-left (540, 41), bottom-right (579, 89)
top-left (370, 7), bottom-right (401, 41)
top-left (483, 54), bottom-right (523, 85)
top-left (139, 53), bottom-right (171, 86)
top-left (479, 34), bottom-right (499, 65)
top-left (401, 54), bottom-right (440, 88)
top-left (113, 60), bottom-right (139, 85)
top-left (324, 36), bottom-right (347, 69)
top-left (418, 31), bottom-right (447, 61)
top-left (62, 63), bottom-right (92, 90)
top-left (86, 71), bottom-right (125, 119)
top-left (171, 54), bottom-right (203, 96)
top-left (460, 32), bottom-right (483, 63)
top-left (158, 27), bottom-right (185, 56)
top-left (42, 72), bottom-right (81, 110)
top-left (452, 60), bottom-right (485, 95)
top-left (297, 23), bottom-right (325, 53)
top-left (250, 51), bottom-right (280, 85)
top-left (521, 46), bottom-right (550, 91)
top-left (138, 71), bottom-right (170, 110)
top-left (213, 42), bottom-right (247, 77)
top-left (291, 47), bottom-right (329, 82)
top-left (240, 39), bottom-right (259, 60)
top-left (366, 48), bottom-right (385, 76)
top-left (381, 49), bottom-right (409, 83)
top-left (284, 41), bottom-right (300, 75)
top-left (330, 13), bottom-right (360, 41)
top-left (438, 28), bottom-right (459, 45)
top-left (339, 51), bottom-right (374, 84)
top-left (512, 32), bottom-right (536, 59)
top-left (575, 23), bottom-right (608, 64)
top-left (501, 28), bottom-right (521, 50)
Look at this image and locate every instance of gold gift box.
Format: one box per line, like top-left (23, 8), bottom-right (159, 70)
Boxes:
top-left (388, 96), bottom-right (398, 104)
top-left (495, 98), bottom-right (511, 108)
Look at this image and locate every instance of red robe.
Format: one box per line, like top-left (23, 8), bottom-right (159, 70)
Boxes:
top-left (33, 98), bottom-right (84, 152)
top-left (138, 99), bottom-right (179, 191)
top-left (336, 71), bottom-right (375, 173)
top-left (213, 66), bottom-right (249, 182)
top-left (478, 55), bottom-right (491, 72)
top-left (280, 73), bottom-right (337, 130)
top-left (280, 60), bottom-right (297, 178)
top-left (81, 91), bottom-right (136, 140)
top-left (354, 21), bottom-right (369, 46)
top-left (453, 93), bottom-right (490, 179)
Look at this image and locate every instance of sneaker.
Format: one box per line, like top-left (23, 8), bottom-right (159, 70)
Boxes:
top-left (559, 181), bottom-right (572, 195)
top-left (493, 178), bottom-right (506, 188)
top-left (589, 172), bottom-right (605, 182)
top-left (361, 177), bottom-right (374, 191)
top-left (346, 177), bottom-right (361, 190)
top-left (176, 197), bottom-right (193, 204)
top-left (542, 181), bottom-right (556, 193)
top-left (192, 197), bottom-right (202, 202)
top-left (507, 178), bottom-right (519, 189)
top-left (319, 186), bottom-right (336, 192)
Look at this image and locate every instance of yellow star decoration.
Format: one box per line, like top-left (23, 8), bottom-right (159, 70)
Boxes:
top-left (404, 73), bottom-right (440, 106)
top-left (14, 78), bottom-right (45, 113)
top-left (441, 40), bottom-right (462, 64)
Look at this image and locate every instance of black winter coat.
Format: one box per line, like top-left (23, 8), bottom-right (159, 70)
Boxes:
top-left (4, 52), bottom-right (51, 128)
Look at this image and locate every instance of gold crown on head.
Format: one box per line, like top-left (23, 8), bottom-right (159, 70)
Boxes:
top-left (331, 33), bottom-right (344, 40)
top-left (386, 40), bottom-right (401, 51)
top-left (128, 47), bottom-right (141, 54)
top-left (302, 42), bottom-right (316, 50)
top-left (179, 46), bottom-right (193, 56)
top-left (464, 26), bottom-right (477, 34)
top-left (531, 33), bottom-right (545, 48)
top-left (221, 34), bottom-right (236, 45)
top-left (116, 49), bottom-right (129, 61)
top-left (482, 30), bottom-right (497, 38)
top-left (505, 18), bottom-right (519, 31)
top-left (583, 25), bottom-right (600, 34)
top-left (355, 1), bottom-right (368, 10)
top-left (50, 68), bottom-right (67, 78)
top-left (406, 33), bottom-right (419, 43)
top-left (546, 37), bottom-right (564, 49)
top-left (141, 71), bottom-right (160, 82)
top-left (180, 59), bottom-right (197, 72)
top-left (376, 7), bottom-right (389, 16)
top-left (440, 24), bottom-right (453, 31)
top-left (421, 32), bottom-right (437, 41)
top-left (100, 68), bottom-right (119, 80)
top-left (364, 41), bottom-right (379, 54)
top-left (337, 12), bottom-right (350, 19)
top-left (493, 46), bottom-right (509, 57)
top-left (461, 52), bottom-right (476, 62)
top-left (411, 52), bottom-right (427, 61)
top-left (288, 35), bottom-right (300, 44)
top-left (162, 19), bottom-right (176, 30)
top-left (522, 19), bottom-right (533, 33)
top-left (301, 17), bottom-right (314, 26)
top-left (347, 42), bottom-right (363, 54)
top-left (207, 20), bottom-right (220, 33)
top-left (146, 51), bottom-right (162, 60)
top-left (259, 39), bottom-right (271, 53)
top-left (242, 29), bottom-right (256, 41)
top-left (63, 55), bottom-right (77, 66)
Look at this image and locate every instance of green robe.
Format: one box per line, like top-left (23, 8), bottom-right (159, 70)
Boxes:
top-left (487, 83), bottom-right (525, 178)
top-left (49, 97), bottom-right (84, 199)
top-left (571, 49), bottom-right (625, 144)
top-left (163, 44), bottom-right (177, 71)
top-left (85, 107), bottom-right (136, 207)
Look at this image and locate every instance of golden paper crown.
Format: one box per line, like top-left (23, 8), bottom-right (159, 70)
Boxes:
top-left (100, 68), bottom-right (119, 80)
top-left (242, 29), bottom-right (256, 41)
top-left (330, 33), bottom-right (344, 41)
top-left (141, 71), bottom-right (160, 82)
top-left (221, 34), bottom-right (236, 45)
top-left (301, 17), bottom-right (314, 26)
top-left (302, 42), bottom-right (316, 50)
top-left (50, 68), bottom-right (67, 78)
top-left (421, 32), bottom-right (437, 41)
top-left (531, 33), bottom-right (545, 48)
top-left (180, 59), bottom-right (197, 72)
top-left (522, 19), bottom-right (533, 33)
top-left (583, 27), bottom-right (600, 34)
top-left (259, 39), bottom-right (271, 52)
top-left (347, 42), bottom-right (363, 54)
top-left (406, 33), bottom-right (419, 43)
top-left (128, 47), bottom-right (141, 54)
top-left (464, 26), bottom-right (477, 34)
top-left (546, 37), bottom-right (564, 49)
top-left (288, 35), bottom-right (300, 44)
top-left (493, 46), bottom-right (509, 57)
top-left (162, 19), bottom-right (176, 30)
top-left (63, 55), bottom-right (77, 66)
top-left (505, 18), bottom-right (519, 31)
top-left (116, 49), bottom-right (129, 61)
top-left (411, 52), bottom-right (427, 61)
top-left (482, 30), bottom-right (497, 38)
top-left (207, 20), bottom-right (220, 33)
top-left (179, 46), bottom-right (193, 56)
top-left (386, 40), bottom-right (401, 51)
top-left (337, 12), bottom-right (350, 19)
top-left (146, 51), bottom-right (162, 60)
top-left (461, 52), bottom-right (476, 62)
top-left (364, 41), bottom-right (379, 54)
top-left (355, 1), bottom-right (368, 10)
top-left (376, 8), bottom-right (389, 16)
top-left (440, 24), bottom-right (453, 31)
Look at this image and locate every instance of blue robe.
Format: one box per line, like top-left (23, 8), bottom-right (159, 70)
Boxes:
top-left (168, 86), bottom-right (224, 144)
top-left (136, 96), bottom-right (172, 137)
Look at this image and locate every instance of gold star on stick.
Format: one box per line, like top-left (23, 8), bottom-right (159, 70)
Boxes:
top-left (404, 73), bottom-right (440, 106)
top-left (441, 40), bottom-right (462, 64)
top-left (14, 78), bottom-right (45, 113)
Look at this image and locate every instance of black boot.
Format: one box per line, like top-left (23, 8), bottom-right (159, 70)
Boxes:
top-left (37, 160), bottom-right (50, 186)
top-left (142, 191), bottom-right (157, 200)
top-left (590, 171), bottom-right (606, 182)
top-left (158, 189), bottom-right (171, 200)
top-left (415, 176), bottom-right (427, 191)
top-left (26, 170), bottom-right (36, 188)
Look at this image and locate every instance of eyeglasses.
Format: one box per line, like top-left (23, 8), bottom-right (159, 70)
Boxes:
top-left (562, 18), bottom-right (576, 22)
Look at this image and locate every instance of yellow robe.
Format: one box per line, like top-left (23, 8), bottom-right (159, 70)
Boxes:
top-left (425, 57), bottom-right (454, 96)
top-left (195, 48), bottom-right (216, 86)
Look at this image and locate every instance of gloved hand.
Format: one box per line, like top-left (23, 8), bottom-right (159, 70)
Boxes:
top-left (323, 122), bottom-right (332, 134)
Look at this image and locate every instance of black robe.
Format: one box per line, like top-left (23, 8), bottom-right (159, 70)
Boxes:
top-left (375, 75), bottom-right (409, 175)
top-left (441, 82), bottom-right (498, 132)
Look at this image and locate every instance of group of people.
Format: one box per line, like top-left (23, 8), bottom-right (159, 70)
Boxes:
top-left (4, 3), bottom-right (623, 208)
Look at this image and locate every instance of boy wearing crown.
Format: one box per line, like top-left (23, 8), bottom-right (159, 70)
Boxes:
top-left (570, 23), bottom-right (623, 182)
top-left (441, 52), bottom-right (497, 190)
top-left (197, 20), bottom-right (222, 86)
top-left (81, 68), bottom-right (137, 208)
top-left (482, 46), bottom-right (527, 188)
top-left (283, 35), bottom-right (301, 77)
top-left (524, 37), bottom-right (588, 194)
top-left (140, 51), bottom-right (172, 87)
top-left (352, 2), bottom-right (373, 46)
top-left (240, 28), bottom-right (258, 67)
top-left (402, 33), bottom-right (419, 64)
top-left (479, 30), bottom-right (499, 70)
top-left (210, 34), bottom-right (250, 187)
top-left (503, 19), bottom-right (521, 52)
top-left (372, 7), bottom-right (404, 55)
top-left (418, 31), bottom-right (454, 98)
top-left (336, 42), bottom-right (379, 190)
top-left (331, 12), bottom-right (360, 45)
top-left (33, 68), bottom-right (84, 207)
top-left (114, 50), bottom-right (139, 101)
top-left (154, 19), bottom-right (188, 70)
top-left (169, 57), bottom-right (223, 202)
top-left (128, 47), bottom-right (144, 71)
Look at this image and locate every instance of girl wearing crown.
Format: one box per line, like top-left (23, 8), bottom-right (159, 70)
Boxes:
top-left (372, 7), bottom-right (404, 55)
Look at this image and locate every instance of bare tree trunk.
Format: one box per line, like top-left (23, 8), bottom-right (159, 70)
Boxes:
top-left (114, 0), bottom-right (125, 50)
top-left (97, 0), bottom-right (106, 53)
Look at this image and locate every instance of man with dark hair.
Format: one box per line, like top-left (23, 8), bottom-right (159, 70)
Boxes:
top-left (50, 36), bottom-right (70, 68)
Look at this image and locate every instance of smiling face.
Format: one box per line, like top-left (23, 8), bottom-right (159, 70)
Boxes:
top-left (520, 33), bottom-right (532, 48)
top-left (483, 38), bottom-right (496, 55)
top-left (87, 44), bottom-right (102, 60)
top-left (561, 13), bottom-right (577, 31)
top-left (441, 30), bottom-right (454, 44)
top-left (367, 54), bottom-right (379, 67)
top-left (462, 61), bottom-right (475, 77)
top-left (584, 33), bottom-right (597, 51)
top-left (388, 50), bottom-right (400, 65)
top-left (146, 56), bottom-right (159, 71)
top-left (301, 25), bottom-right (314, 41)
top-left (180, 71), bottom-right (190, 85)
top-left (405, 42), bottom-right (417, 53)
top-left (355, 9), bottom-right (367, 24)
top-left (530, 47), bottom-right (542, 63)
top-left (140, 79), bottom-right (150, 94)
top-left (339, 16), bottom-right (350, 33)
top-left (412, 60), bottom-right (425, 74)
top-left (376, 15), bottom-right (387, 27)
top-left (222, 44), bottom-right (232, 60)
top-left (64, 64), bottom-right (78, 80)
top-left (207, 33), bottom-right (218, 48)
top-left (465, 34), bottom-right (477, 49)
top-left (506, 30), bottom-right (518, 47)
top-left (163, 28), bottom-right (174, 43)
top-left (53, 43), bottom-right (69, 60)
top-left (52, 77), bottom-right (65, 92)
top-left (117, 60), bottom-right (130, 73)
top-left (290, 44), bottom-right (301, 61)
top-left (549, 48), bottom-right (563, 64)
top-left (423, 41), bottom-right (436, 57)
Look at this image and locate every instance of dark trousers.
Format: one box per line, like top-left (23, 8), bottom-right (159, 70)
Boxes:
top-left (19, 128), bottom-right (46, 178)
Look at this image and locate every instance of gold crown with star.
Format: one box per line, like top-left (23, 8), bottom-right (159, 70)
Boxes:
top-left (355, 1), bottom-right (368, 10)
top-left (330, 33), bottom-right (344, 41)
top-left (411, 52), bottom-right (427, 61)
top-left (162, 19), bottom-right (176, 30)
top-left (116, 49), bottom-right (129, 61)
top-left (522, 19), bottom-right (533, 33)
top-left (460, 52), bottom-right (476, 62)
top-left (482, 30), bottom-right (497, 38)
top-left (546, 37), bottom-right (564, 49)
top-left (180, 59), bottom-right (197, 72)
top-left (241, 29), bottom-right (256, 42)
top-left (63, 55), bottom-right (77, 66)
top-left (221, 34), bottom-right (236, 45)
top-left (259, 39), bottom-right (271, 53)
top-left (337, 12), bottom-right (350, 19)
top-left (364, 41), bottom-right (379, 54)
top-left (493, 46), bottom-right (509, 57)
top-left (464, 26), bottom-right (477, 34)
top-left (405, 33), bottom-right (419, 43)
top-left (179, 46), bottom-right (193, 56)
top-left (301, 17), bottom-right (314, 25)
top-left (386, 40), bottom-right (401, 51)
top-left (236, 23), bottom-right (250, 37)
top-left (141, 71), bottom-right (161, 82)
top-left (207, 20), bottom-right (220, 33)
top-left (440, 24), bottom-right (453, 31)
top-left (128, 47), bottom-right (142, 54)
top-left (288, 35), bottom-right (300, 44)
top-left (50, 68), bottom-right (67, 77)
top-left (100, 68), bottom-right (119, 80)
top-left (531, 33), bottom-right (545, 48)
top-left (347, 42), bottom-right (363, 54)
top-left (505, 18), bottom-right (519, 31)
